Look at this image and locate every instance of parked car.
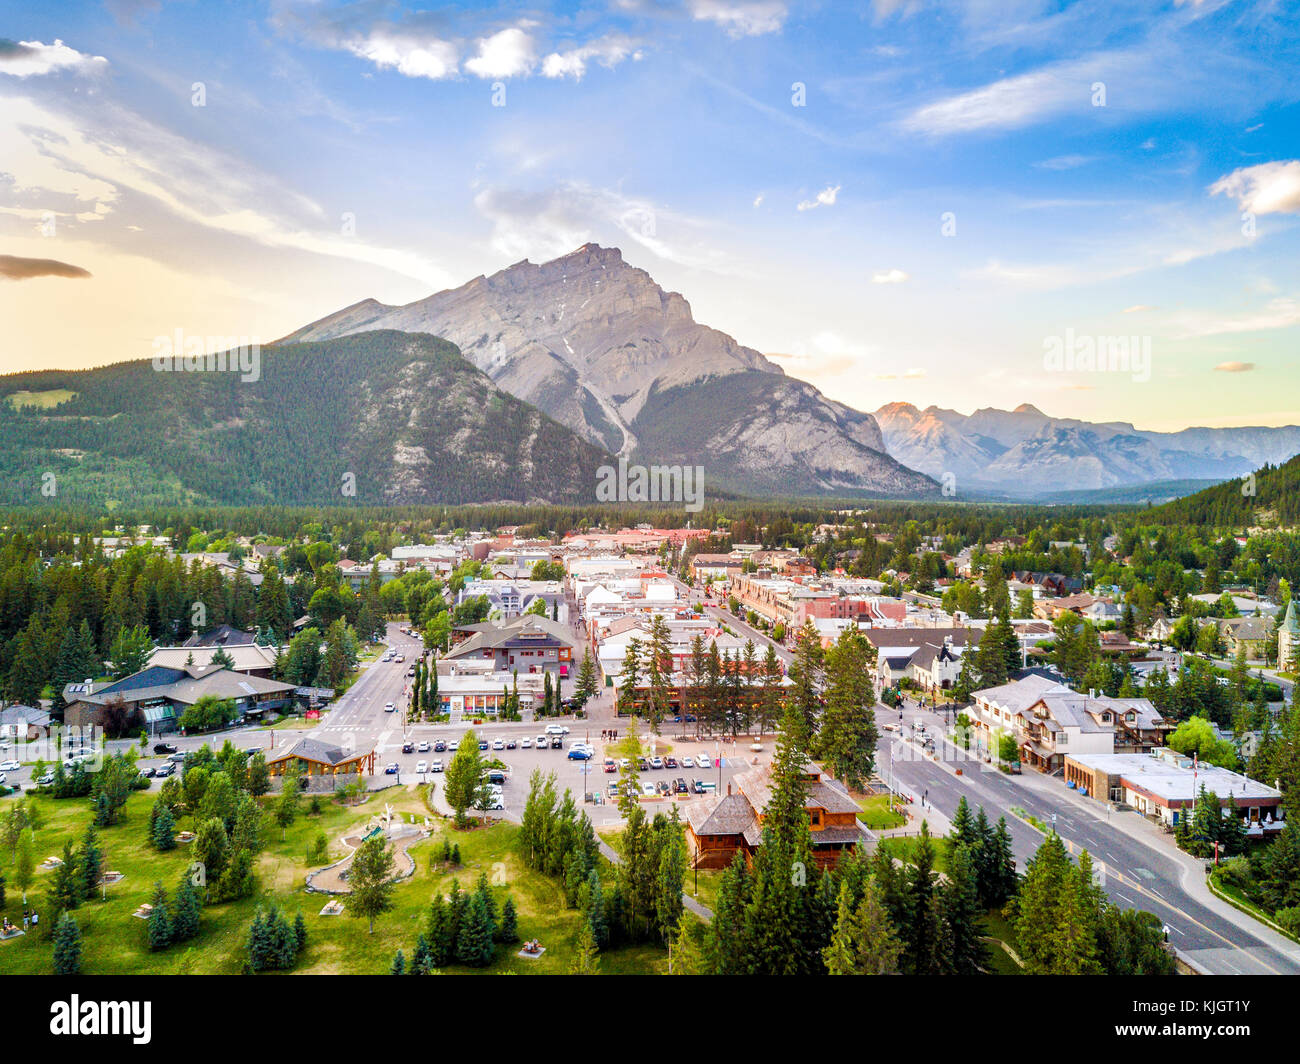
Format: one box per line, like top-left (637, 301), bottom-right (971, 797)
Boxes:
top-left (477, 739), bottom-right (489, 750)
top-left (567, 746), bottom-right (593, 761)
top-left (506, 739), bottom-right (517, 749)
top-left (429, 759), bottom-right (444, 773)
top-left (0, 759), bottom-right (21, 772)
top-left (603, 758), bottom-right (617, 773)
top-left (417, 740), bottom-right (431, 752)
top-left (492, 739), bottom-right (505, 750)
top-left (692, 779), bottom-right (707, 794)
top-left (416, 760), bottom-right (428, 774)
top-left (520, 737), bottom-right (533, 749)
top-left (487, 768), bottom-right (506, 784)
top-left (640, 782), bottom-right (656, 797)
top-left (664, 756), bottom-right (679, 769)
top-left (650, 756), bottom-right (664, 770)
top-left (384, 762), bottom-right (400, 775)
top-left (167, 752), bottom-right (187, 763)
top-left (674, 778), bottom-right (688, 794)
top-left (402, 741), bottom-right (415, 754)
top-left (154, 764), bottom-right (175, 779)
top-left (153, 742), bottom-right (177, 755)
top-left (681, 756), bottom-right (695, 769)
top-left (637, 758), bottom-right (649, 772)
top-left (535, 735), bottom-right (549, 748)
top-left (138, 766), bottom-right (157, 779)
top-left (447, 739), bottom-right (460, 751)
top-left (36, 771), bottom-right (56, 786)
top-left (698, 754), bottom-right (713, 769)
top-left (550, 736), bottom-right (563, 749)
top-left (607, 781), bottom-right (620, 797)
top-left (433, 740), bottom-right (447, 752)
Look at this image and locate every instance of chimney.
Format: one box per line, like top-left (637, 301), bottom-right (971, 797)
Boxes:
top-left (726, 782), bottom-right (732, 796)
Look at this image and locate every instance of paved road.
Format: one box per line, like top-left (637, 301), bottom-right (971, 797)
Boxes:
top-left (883, 699), bottom-right (1300, 975)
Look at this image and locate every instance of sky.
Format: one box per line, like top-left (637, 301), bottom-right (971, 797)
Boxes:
top-left (1, 0), bottom-right (1298, 432)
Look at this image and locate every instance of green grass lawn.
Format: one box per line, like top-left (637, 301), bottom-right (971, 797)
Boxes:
top-left (6, 388), bottom-right (77, 410)
top-left (0, 787), bottom-right (668, 975)
top-left (877, 833), bottom-right (952, 874)
top-left (856, 793), bottom-right (907, 830)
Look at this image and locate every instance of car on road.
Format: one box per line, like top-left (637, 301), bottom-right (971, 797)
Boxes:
top-left (429, 759), bottom-right (444, 772)
top-left (492, 739), bottom-right (505, 750)
top-left (649, 756), bottom-right (663, 770)
top-left (698, 754), bottom-right (712, 769)
top-left (603, 758), bottom-right (617, 773)
top-left (681, 756), bottom-right (695, 768)
top-left (416, 760), bottom-right (428, 774)
top-left (402, 741), bottom-right (415, 754)
top-left (395, 654), bottom-right (405, 663)
top-left (384, 702), bottom-right (396, 713)
top-left (417, 740), bottom-right (431, 752)
top-left (664, 756), bottom-right (678, 769)
top-left (406, 667), bottom-right (415, 677)
top-left (0, 759), bottom-right (21, 772)
top-left (153, 743), bottom-right (177, 755)
top-left (545, 724), bottom-right (569, 736)
top-left (433, 740), bottom-right (447, 752)
top-left (384, 762), bottom-right (400, 775)
top-left (520, 737), bottom-right (533, 749)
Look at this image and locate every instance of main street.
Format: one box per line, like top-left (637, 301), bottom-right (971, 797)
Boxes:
top-left (883, 697), bottom-right (1300, 975)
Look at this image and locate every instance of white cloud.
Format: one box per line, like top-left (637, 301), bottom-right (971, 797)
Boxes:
top-left (473, 181), bottom-right (733, 273)
top-left (797, 184), bottom-right (841, 211)
top-left (0, 39), bottom-right (107, 78)
top-left (541, 34), bottom-right (640, 79)
top-left (1172, 297), bottom-right (1300, 339)
top-left (752, 193), bottom-right (764, 208)
top-left (1213, 361), bottom-right (1255, 373)
top-left (1034, 154), bottom-right (1093, 170)
top-left (1209, 160), bottom-right (1300, 216)
top-left (872, 268), bottom-right (909, 284)
top-left (465, 27), bottom-right (538, 79)
top-left (346, 31), bottom-right (459, 80)
top-left (688, 1), bottom-right (788, 37)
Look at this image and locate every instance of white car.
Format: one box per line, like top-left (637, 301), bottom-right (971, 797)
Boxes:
top-left (520, 737), bottom-right (533, 749)
top-left (429, 759), bottom-right (445, 772)
top-left (384, 702), bottom-right (396, 713)
top-left (681, 756), bottom-right (695, 769)
top-left (545, 724), bottom-right (566, 736)
top-left (535, 736), bottom-right (549, 747)
top-left (492, 739), bottom-right (505, 750)
top-left (698, 754), bottom-right (713, 769)
top-left (0, 759), bottom-right (20, 772)
top-left (416, 760), bottom-right (429, 774)
top-left (447, 739), bottom-right (460, 752)
top-left (416, 740), bottom-right (431, 752)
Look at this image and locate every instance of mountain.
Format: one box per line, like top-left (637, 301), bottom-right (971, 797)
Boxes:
top-left (286, 244), bottom-right (936, 499)
top-left (874, 402), bottom-right (1300, 497)
top-left (1147, 452), bottom-right (1300, 526)
top-left (0, 331), bottom-right (613, 508)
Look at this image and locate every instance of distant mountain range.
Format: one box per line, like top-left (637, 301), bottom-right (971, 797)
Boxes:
top-left (873, 402), bottom-right (1300, 498)
top-left (285, 244), bottom-right (936, 499)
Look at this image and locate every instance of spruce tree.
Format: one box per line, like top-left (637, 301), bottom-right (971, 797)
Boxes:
top-left (53, 912), bottom-right (82, 975)
top-left (498, 895), bottom-right (519, 944)
top-left (147, 883), bottom-right (173, 951)
top-left (172, 875), bottom-right (201, 942)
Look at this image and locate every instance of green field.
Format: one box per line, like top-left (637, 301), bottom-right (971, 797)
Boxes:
top-left (0, 788), bottom-right (668, 975)
top-left (5, 389), bottom-right (77, 410)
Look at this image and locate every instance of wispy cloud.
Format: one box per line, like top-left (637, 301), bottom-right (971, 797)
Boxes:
top-left (797, 185), bottom-right (841, 211)
top-left (688, 1), bottom-right (788, 37)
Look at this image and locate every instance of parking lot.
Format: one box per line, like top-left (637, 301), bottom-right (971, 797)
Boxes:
top-left (384, 722), bottom-right (768, 826)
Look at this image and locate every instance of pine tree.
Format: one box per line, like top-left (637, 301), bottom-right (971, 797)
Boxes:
top-left (172, 875), bottom-right (201, 942)
top-left (455, 892), bottom-right (495, 967)
top-left (52, 840), bottom-right (83, 911)
top-left (570, 917), bottom-right (601, 974)
top-left (390, 949), bottom-right (406, 975)
top-left (943, 843), bottom-right (987, 975)
top-left (147, 883), bottom-right (173, 951)
top-left (498, 895), bottom-right (519, 944)
top-left (52, 912), bottom-right (82, 975)
top-left (905, 823), bottom-right (943, 975)
top-left (80, 825), bottom-right (103, 900)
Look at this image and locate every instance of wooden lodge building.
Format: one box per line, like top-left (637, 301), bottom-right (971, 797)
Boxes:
top-left (267, 737), bottom-right (375, 783)
top-left (685, 760), bottom-right (869, 870)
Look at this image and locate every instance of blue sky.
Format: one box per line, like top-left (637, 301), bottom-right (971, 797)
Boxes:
top-left (2, 0), bottom-right (1298, 430)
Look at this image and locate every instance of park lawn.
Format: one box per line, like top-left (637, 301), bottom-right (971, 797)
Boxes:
top-left (0, 786), bottom-right (667, 975)
top-left (980, 908), bottom-right (1024, 974)
top-left (687, 867), bottom-right (722, 914)
top-left (877, 833), bottom-right (952, 875)
top-left (856, 793), bottom-right (907, 830)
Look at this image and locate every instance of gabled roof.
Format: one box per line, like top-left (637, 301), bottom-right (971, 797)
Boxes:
top-left (269, 737), bottom-right (369, 767)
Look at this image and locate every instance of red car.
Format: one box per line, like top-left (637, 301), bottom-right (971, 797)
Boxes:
top-left (603, 758), bottom-right (617, 773)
